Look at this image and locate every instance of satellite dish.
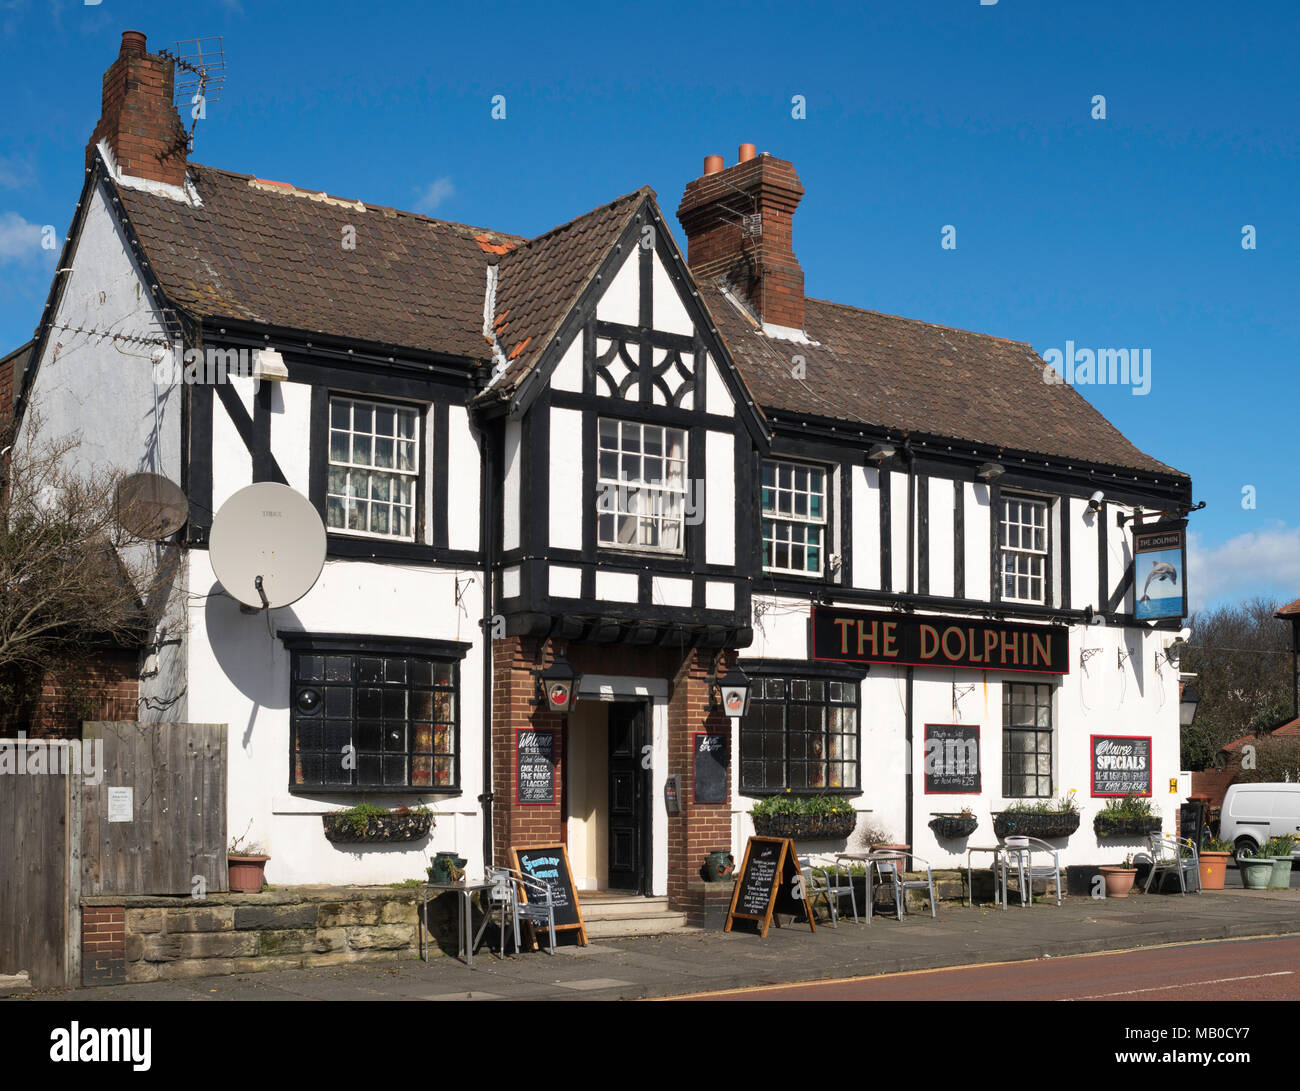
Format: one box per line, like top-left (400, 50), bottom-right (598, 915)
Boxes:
top-left (116, 473), bottom-right (189, 540)
top-left (209, 483), bottom-right (326, 609)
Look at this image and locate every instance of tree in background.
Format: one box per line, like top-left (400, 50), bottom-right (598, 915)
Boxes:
top-left (1180, 597), bottom-right (1293, 769)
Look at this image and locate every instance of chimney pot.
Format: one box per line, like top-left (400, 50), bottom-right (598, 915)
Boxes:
top-left (738, 143), bottom-right (756, 163)
top-left (120, 30), bottom-right (147, 55)
top-left (703, 154), bottom-right (724, 175)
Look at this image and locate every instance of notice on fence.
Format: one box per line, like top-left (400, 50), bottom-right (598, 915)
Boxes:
top-left (1090, 735), bottom-right (1152, 797)
top-left (107, 786), bottom-right (133, 823)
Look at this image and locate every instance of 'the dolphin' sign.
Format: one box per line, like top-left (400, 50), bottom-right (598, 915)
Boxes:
top-left (1134, 520), bottom-right (1187, 621)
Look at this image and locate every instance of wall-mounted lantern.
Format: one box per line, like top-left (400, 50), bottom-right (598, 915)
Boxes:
top-left (535, 649), bottom-right (581, 714)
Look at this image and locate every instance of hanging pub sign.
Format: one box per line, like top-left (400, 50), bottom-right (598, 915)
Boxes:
top-left (811, 607), bottom-right (1068, 675)
top-left (516, 729), bottom-right (556, 805)
top-left (1134, 520), bottom-right (1188, 621)
top-left (1091, 734), bottom-right (1152, 797)
top-left (923, 723), bottom-right (981, 794)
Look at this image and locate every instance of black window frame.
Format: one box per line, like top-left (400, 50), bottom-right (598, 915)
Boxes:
top-left (278, 631), bottom-right (471, 796)
top-left (737, 660), bottom-right (866, 796)
top-left (1001, 680), bottom-right (1054, 798)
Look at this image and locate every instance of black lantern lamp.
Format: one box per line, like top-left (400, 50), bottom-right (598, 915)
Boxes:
top-left (536, 650), bottom-right (581, 714)
top-left (708, 660), bottom-right (752, 720)
top-left (1179, 687), bottom-right (1199, 728)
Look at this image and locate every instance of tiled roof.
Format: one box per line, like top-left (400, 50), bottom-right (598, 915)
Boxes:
top-left (1222, 716), bottom-right (1300, 751)
top-left (700, 286), bottom-right (1185, 477)
top-left (483, 188), bottom-right (651, 401)
top-left (1276, 598), bottom-right (1300, 618)
top-left (114, 163), bottom-right (523, 360)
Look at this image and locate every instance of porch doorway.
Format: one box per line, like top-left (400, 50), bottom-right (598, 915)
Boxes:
top-left (564, 699), bottom-right (651, 894)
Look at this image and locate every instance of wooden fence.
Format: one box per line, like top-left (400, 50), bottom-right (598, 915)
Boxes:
top-left (0, 723), bottom-right (227, 987)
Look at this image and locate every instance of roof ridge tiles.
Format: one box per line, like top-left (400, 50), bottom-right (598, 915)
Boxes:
top-left (804, 295), bottom-right (1032, 348)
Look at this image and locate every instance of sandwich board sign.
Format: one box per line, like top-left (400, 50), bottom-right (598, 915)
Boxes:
top-left (724, 836), bottom-right (816, 938)
top-left (511, 843), bottom-right (588, 946)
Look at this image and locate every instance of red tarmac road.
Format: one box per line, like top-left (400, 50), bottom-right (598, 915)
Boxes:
top-left (673, 935), bottom-right (1300, 1001)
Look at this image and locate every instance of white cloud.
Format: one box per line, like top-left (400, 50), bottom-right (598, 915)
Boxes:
top-left (0, 211), bottom-right (45, 261)
top-left (1187, 523), bottom-right (1300, 611)
top-left (0, 155), bottom-right (34, 188)
top-left (413, 177), bottom-right (455, 214)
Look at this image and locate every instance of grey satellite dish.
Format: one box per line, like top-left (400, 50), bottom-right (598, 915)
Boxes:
top-left (115, 472), bottom-right (189, 540)
top-left (209, 482), bottom-right (326, 609)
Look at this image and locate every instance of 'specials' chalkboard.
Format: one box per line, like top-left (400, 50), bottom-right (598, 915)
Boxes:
top-left (512, 844), bottom-right (585, 937)
top-left (923, 723), bottom-right (981, 793)
top-left (1091, 735), bottom-right (1152, 797)
top-left (694, 732), bottom-right (728, 803)
top-left (516, 729), bottom-right (556, 804)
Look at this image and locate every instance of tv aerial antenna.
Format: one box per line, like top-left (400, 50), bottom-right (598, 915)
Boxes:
top-left (158, 37), bottom-right (227, 152)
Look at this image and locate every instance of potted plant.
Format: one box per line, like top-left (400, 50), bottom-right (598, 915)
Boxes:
top-left (993, 792), bottom-right (1081, 839)
top-left (1093, 793), bottom-right (1162, 838)
top-left (928, 807), bottom-right (978, 840)
top-left (1237, 845), bottom-right (1275, 890)
top-left (227, 822), bottom-right (269, 894)
top-left (323, 803), bottom-right (434, 844)
top-left (749, 793), bottom-right (856, 839)
top-left (427, 851), bottom-right (467, 884)
top-left (1263, 836), bottom-right (1295, 890)
top-left (1197, 837), bottom-right (1232, 891)
top-left (1098, 854), bottom-right (1138, 898)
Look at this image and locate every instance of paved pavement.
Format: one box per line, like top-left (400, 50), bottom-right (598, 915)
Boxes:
top-left (13, 884), bottom-right (1299, 1003)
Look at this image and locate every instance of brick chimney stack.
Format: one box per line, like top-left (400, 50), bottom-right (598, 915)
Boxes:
top-left (86, 30), bottom-right (189, 187)
top-left (676, 146), bottom-right (806, 331)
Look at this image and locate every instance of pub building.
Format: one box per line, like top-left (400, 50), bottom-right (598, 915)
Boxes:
top-left (15, 34), bottom-right (1193, 925)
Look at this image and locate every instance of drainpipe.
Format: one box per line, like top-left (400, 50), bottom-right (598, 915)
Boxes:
top-left (903, 441), bottom-right (916, 861)
top-left (478, 421), bottom-right (496, 868)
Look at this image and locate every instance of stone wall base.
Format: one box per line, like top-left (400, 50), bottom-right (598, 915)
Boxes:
top-left (81, 886), bottom-right (438, 986)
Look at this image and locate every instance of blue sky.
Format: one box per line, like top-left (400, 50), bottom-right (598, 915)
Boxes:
top-left (1, 0), bottom-right (1296, 612)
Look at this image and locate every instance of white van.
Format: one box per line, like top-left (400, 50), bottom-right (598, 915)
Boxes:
top-left (1220, 783), bottom-right (1300, 857)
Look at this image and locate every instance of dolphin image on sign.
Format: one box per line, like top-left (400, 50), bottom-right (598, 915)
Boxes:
top-left (1140, 561), bottom-right (1178, 602)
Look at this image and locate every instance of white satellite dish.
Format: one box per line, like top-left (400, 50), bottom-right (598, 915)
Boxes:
top-left (209, 482), bottom-right (326, 609)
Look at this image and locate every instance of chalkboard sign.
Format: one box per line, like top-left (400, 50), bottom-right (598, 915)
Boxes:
top-left (923, 723), bottom-right (981, 794)
top-left (516, 729), bottom-right (556, 805)
top-left (511, 843), bottom-right (587, 944)
top-left (1180, 800), bottom-right (1206, 846)
top-left (724, 837), bottom-right (816, 938)
top-left (694, 732), bottom-right (728, 804)
top-left (1090, 734), bottom-right (1152, 797)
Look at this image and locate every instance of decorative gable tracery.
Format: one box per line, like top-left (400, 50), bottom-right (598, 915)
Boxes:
top-left (591, 322), bottom-right (696, 409)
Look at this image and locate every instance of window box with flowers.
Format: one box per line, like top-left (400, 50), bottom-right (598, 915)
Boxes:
top-left (1093, 794), bottom-right (1163, 839)
top-left (992, 793), bottom-right (1081, 839)
top-left (322, 803), bottom-right (434, 844)
top-left (749, 793), bottom-right (857, 840)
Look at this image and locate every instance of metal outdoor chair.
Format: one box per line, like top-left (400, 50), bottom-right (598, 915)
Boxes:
top-left (1143, 835), bottom-right (1201, 895)
top-left (475, 867), bottom-right (558, 956)
top-left (800, 854), bottom-right (860, 928)
top-left (871, 851), bottom-right (937, 920)
top-left (995, 836), bottom-right (1063, 908)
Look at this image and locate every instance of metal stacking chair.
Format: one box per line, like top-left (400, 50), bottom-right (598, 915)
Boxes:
top-left (474, 867), bottom-right (557, 956)
top-left (476, 866), bottom-right (521, 958)
top-left (996, 836), bottom-right (1063, 908)
top-left (872, 852), bottom-right (937, 920)
top-left (800, 854), bottom-right (860, 927)
top-left (1143, 835), bottom-right (1201, 895)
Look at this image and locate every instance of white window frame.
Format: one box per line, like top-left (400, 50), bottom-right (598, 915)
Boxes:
top-left (761, 458), bottom-right (828, 577)
top-left (999, 494), bottom-right (1049, 605)
top-left (596, 418), bottom-right (688, 555)
top-left (327, 395), bottom-right (421, 542)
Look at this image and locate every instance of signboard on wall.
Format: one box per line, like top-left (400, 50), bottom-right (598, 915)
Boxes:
top-left (1134, 521), bottom-right (1188, 621)
top-left (516, 729), bottom-right (556, 805)
top-left (811, 607), bottom-right (1068, 674)
top-left (923, 724), bottom-right (981, 794)
top-left (693, 732), bottom-right (728, 803)
top-left (1091, 734), bottom-right (1152, 797)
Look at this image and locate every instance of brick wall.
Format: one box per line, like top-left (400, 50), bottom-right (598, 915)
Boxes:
top-left (5, 650), bottom-right (139, 739)
top-left (82, 905), bottom-right (126, 985)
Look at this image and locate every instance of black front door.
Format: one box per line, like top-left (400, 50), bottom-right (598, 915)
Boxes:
top-left (607, 701), bottom-right (650, 893)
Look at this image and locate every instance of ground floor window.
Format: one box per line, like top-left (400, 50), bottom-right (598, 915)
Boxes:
top-left (739, 670), bottom-right (860, 793)
top-left (279, 633), bottom-right (469, 793)
top-left (1002, 681), bottom-right (1053, 797)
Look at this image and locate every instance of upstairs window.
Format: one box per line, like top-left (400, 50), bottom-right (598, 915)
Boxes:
top-left (761, 460), bottom-right (827, 576)
top-left (328, 396), bottom-right (420, 540)
top-left (597, 418), bottom-right (687, 553)
top-left (999, 495), bottom-right (1048, 604)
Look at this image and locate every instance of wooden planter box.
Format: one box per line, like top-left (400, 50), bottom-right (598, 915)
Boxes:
top-left (751, 812), bottom-right (856, 840)
top-left (928, 815), bottom-right (978, 839)
top-left (322, 812), bottom-right (433, 844)
top-left (1093, 814), bottom-right (1162, 838)
top-left (992, 811), bottom-right (1080, 839)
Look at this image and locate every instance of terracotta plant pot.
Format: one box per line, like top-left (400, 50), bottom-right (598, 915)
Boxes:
top-left (228, 854), bottom-right (269, 894)
top-left (1237, 856), bottom-right (1274, 890)
top-left (1197, 851), bottom-right (1230, 891)
top-left (1098, 865), bottom-right (1137, 898)
top-left (1267, 857), bottom-right (1293, 890)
